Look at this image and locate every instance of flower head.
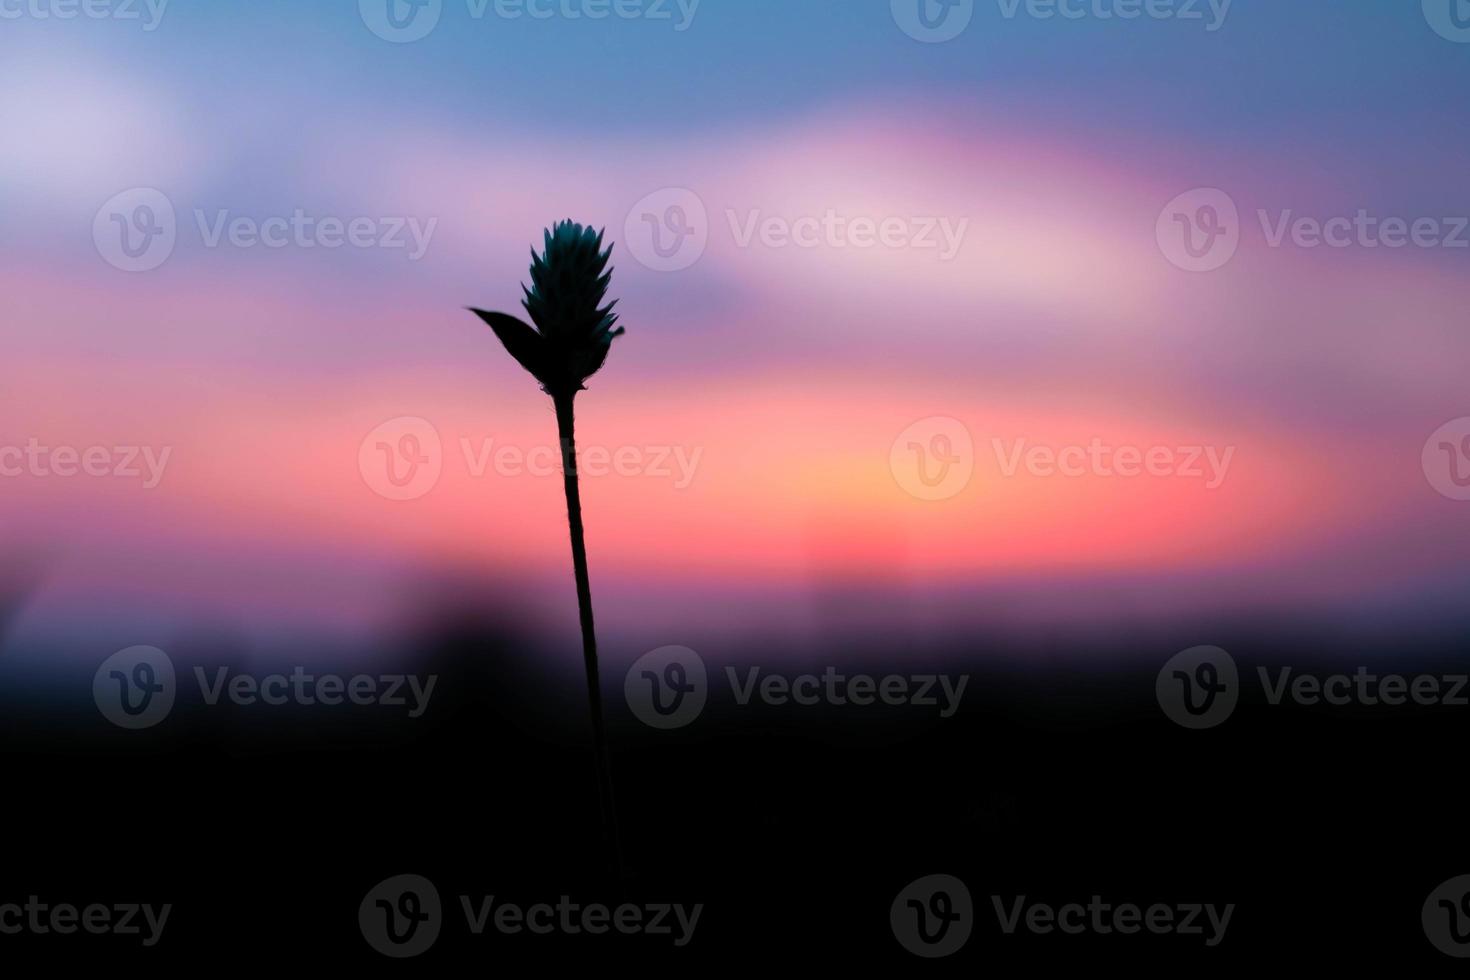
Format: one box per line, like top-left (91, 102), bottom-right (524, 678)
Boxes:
top-left (470, 220), bottom-right (625, 398)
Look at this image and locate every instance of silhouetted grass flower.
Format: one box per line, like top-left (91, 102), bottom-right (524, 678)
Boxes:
top-left (469, 220), bottom-right (625, 874)
top-left (473, 222), bottom-right (625, 398)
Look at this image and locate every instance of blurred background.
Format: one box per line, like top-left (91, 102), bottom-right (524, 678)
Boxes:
top-left (1, 0), bottom-right (1468, 968)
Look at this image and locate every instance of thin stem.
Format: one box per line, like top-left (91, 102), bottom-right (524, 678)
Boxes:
top-left (553, 391), bottom-right (623, 881)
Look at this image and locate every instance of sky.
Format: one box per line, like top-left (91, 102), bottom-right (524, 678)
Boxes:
top-left (2, 0), bottom-right (1469, 663)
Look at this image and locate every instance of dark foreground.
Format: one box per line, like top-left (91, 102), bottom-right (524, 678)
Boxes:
top-left (2, 607), bottom-right (1468, 970)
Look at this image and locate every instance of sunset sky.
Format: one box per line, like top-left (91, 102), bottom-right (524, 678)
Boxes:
top-left (3, 1), bottom-right (1468, 664)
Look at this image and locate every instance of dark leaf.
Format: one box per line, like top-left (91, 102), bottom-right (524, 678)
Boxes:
top-left (469, 308), bottom-right (551, 385)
